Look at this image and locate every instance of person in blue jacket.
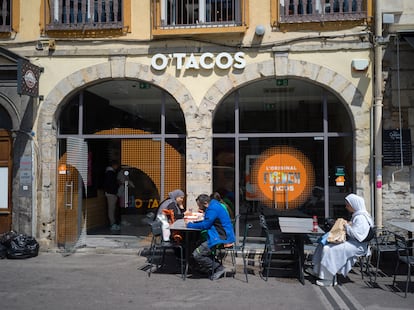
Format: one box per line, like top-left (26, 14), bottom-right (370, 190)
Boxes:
top-left (187, 193), bottom-right (235, 280)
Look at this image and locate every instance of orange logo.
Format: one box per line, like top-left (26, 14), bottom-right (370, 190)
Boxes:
top-left (251, 146), bottom-right (314, 209)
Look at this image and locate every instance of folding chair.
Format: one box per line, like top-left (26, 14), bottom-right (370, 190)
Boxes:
top-left (209, 215), bottom-right (241, 280)
top-left (259, 215), bottom-right (300, 281)
top-left (392, 233), bottom-right (414, 297)
top-left (147, 220), bottom-right (185, 280)
top-left (239, 222), bottom-right (253, 282)
top-left (371, 228), bottom-right (396, 283)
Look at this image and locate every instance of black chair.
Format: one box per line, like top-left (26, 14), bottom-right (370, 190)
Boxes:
top-left (392, 233), bottom-right (414, 297)
top-left (147, 220), bottom-right (185, 280)
top-left (259, 215), bottom-right (300, 281)
top-left (357, 239), bottom-right (373, 281)
top-left (239, 222), bottom-right (253, 282)
top-left (209, 214), bottom-right (241, 280)
top-left (371, 228), bottom-right (396, 283)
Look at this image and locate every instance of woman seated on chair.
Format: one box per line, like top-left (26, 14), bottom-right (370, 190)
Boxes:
top-left (307, 193), bottom-right (373, 286)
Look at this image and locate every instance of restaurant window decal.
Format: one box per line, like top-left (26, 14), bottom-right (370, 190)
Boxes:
top-left (250, 146), bottom-right (315, 209)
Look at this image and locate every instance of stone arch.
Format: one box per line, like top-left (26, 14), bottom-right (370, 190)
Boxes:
top-left (189, 58), bottom-right (371, 204)
top-left (36, 57), bottom-right (195, 246)
top-left (200, 58), bottom-right (368, 120)
top-left (0, 93), bottom-right (20, 130)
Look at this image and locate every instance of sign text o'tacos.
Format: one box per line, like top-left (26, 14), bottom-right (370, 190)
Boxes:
top-left (151, 52), bottom-right (246, 71)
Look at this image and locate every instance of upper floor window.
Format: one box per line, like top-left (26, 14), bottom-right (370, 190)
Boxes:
top-left (0, 0), bottom-right (11, 33)
top-left (45, 0), bottom-right (123, 31)
top-left (153, 0), bottom-right (246, 31)
top-left (279, 0), bottom-right (367, 23)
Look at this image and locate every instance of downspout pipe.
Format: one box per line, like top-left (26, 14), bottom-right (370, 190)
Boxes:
top-left (374, 0), bottom-right (383, 228)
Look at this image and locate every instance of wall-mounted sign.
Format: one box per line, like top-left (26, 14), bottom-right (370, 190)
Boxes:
top-left (250, 146), bottom-right (315, 209)
top-left (151, 51), bottom-right (246, 71)
top-left (383, 129), bottom-right (412, 166)
top-left (17, 59), bottom-right (41, 97)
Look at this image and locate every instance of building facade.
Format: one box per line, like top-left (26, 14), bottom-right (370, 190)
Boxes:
top-left (0, 0), bottom-right (412, 250)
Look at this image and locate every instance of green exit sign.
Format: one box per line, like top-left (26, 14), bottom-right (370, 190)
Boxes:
top-left (276, 79), bottom-right (288, 86)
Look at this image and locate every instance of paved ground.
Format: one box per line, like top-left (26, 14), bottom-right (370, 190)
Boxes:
top-left (0, 247), bottom-right (413, 310)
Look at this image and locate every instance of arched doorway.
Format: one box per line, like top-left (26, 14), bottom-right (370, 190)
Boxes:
top-left (56, 80), bottom-right (186, 249)
top-left (212, 78), bottom-right (354, 236)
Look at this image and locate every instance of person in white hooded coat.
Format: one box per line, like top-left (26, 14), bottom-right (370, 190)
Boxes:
top-left (308, 193), bottom-right (374, 286)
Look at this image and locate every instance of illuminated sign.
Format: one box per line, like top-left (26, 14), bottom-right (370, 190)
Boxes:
top-left (251, 146), bottom-right (315, 209)
top-left (151, 52), bottom-right (246, 71)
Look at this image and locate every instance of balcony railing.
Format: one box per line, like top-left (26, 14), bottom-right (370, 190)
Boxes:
top-left (152, 0), bottom-right (246, 30)
top-left (0, 0), bottom-right (11, 32)
top-left (45, 0), bottom-right (123, 31)
top-left (280, 0), bottom-right (367, 23)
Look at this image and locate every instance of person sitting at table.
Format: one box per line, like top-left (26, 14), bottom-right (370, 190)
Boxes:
top-left (306, 193), bottom-right (374, 286)
top-left (186, 193), bottom-right (235, 280)
top-left (211, 192), bottom-right (234, 219)
top-left (156, 189), bottom-right (186, 241)
top-left (156, 189), bottom-right (186, 220)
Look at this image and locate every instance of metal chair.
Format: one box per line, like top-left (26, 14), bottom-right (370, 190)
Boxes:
top-left (371, 228), bottom-right (396, 283)
top-left (209, 214), bottom-right (241, 280)
top-left (259, 215), bottom-right (300, 281)
top-left (147, 220), bottom-right (185, 280)
top-left (239, 222), bottom-right (253, 282)
top-left (392, 233), bottom-right (414, 297)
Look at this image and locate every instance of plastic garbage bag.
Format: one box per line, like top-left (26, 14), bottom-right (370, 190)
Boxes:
top-left (6, 233), bottom-right (39, 259)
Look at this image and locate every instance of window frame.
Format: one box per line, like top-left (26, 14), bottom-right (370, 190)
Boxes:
top-left (152, 0), bottom-right (248, 36)
top-left (40, 0), bottom-right (131, 36)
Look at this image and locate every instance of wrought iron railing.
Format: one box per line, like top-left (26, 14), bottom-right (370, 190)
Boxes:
top-left (279, 0), bottom-right (367, 23)
top-left (152, 0), bottom-right (246, 30)
top-left (45, 0), bottom-right (123, 31)
top-left (0, 0), bottom-right (11, 32)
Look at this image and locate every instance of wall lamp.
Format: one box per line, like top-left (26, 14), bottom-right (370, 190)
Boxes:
top-left (255, 25), bottom-right (265, 36)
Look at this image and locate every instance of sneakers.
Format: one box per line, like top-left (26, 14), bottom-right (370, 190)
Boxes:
top-left (211, 265), bottom-right (226, 280)
top-left (316, 278), bottom-right (337, 287)
top-left (305, 267), bottom-right (318, 278)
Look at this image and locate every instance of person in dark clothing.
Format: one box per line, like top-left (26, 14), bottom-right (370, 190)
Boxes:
top-left (156, 189), bottom-right (186, 220)
top-left (187, 194), bottom-right (235, 280)
top-left (104, 160), bottom-right (120, 231)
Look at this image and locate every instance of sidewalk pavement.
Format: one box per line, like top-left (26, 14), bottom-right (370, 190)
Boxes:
top-left (0, 238), bottom-right (413, 310)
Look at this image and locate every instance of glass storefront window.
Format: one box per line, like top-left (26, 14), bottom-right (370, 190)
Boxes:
top-left (238, 79), bottom-right (323, 133)
top-left (212, 77), bottom-right (354, 238)
top-left (56, 80), bottom-right (186, 244)
top-left (213, 93), bottom-right (235, 133)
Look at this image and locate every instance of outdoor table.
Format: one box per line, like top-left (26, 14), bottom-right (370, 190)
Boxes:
top-left (170, 219), bottom-right (201, 278)
top-left (388, 220), bottom-right (414, 254)
top-left (278, 217), bottom-right (325, 284)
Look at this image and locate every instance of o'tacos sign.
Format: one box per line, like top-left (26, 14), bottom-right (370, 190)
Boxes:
top-left (151, 52), bottom-right (246, 71)
top-left (251, 146), bottom-right (315, 209)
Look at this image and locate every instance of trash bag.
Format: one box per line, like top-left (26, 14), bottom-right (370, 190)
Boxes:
top-left (0, 230), bottom-right (18, 247)
top-left (6, 234), bottom-right (39, 259)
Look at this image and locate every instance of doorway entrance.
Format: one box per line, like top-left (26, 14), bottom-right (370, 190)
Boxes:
top-left (0, 129), bottom-right (12, 234)
top-left (56, 80), bottom-right (186, 249)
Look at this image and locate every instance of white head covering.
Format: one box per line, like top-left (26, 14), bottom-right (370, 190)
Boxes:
top-left (345, 193), bottom-right (373, 226)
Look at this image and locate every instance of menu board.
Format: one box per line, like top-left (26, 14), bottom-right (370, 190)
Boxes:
top-left (383, 129), bottom-right (412, 166)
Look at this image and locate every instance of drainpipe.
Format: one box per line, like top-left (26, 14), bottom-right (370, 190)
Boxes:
top-left (374, 0), bottom-right (383, 228)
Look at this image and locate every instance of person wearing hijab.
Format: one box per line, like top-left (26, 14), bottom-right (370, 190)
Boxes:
top-left (155, 189), bottom-right (186, 241)
top-left (156, 189), bottom-right (186, 220)
top-left (307, 193), bottom-right (374, 286)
